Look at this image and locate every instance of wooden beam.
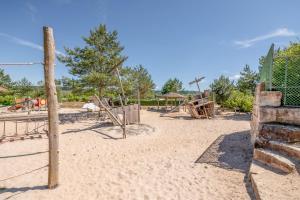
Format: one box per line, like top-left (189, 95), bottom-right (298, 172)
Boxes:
top-left (94, 95), bottom-right (122, 126)
top-left (0, 114), bottom-right (48, 122)
top-left (137, 89), bottom-right (141, 124)
top-left (107, 57), bottom-right (128, 73)
top-left (44, 26), bottom-right (59, 189)
top-left (0, 62), bottom-right (42, 66)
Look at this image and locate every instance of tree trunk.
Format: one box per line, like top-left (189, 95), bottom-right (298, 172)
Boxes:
top-left (98, 86), bottom-right (103, 97)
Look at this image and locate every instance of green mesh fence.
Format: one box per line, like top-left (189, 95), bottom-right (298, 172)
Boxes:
top-left (272, 56), bottom-right (300, 107)
top-left (260, 44), bottom-right (300, 107)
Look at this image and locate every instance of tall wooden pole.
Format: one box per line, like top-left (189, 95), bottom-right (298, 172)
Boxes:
top-left (116, 68), bottom-right (127, 105)
top-left (43, 26), bottom-right (59, 189)
top-left (137, 89), bottom-right (141, 124)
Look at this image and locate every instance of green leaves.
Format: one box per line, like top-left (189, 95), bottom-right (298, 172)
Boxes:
top-left (224, 90), bottom-right (254, 112)
top-left (0, 69), bottom-right (12, 88)
top-left (210, 75), bottom-right (234, 105)
top-left (121, 65), bottom-right (155, 98)
top-left (58, 24), bottom-right (125, 97)
top-left (161, 78), bottom-right (183, 94)
top-left (236, 64), bottom-right (259, 95)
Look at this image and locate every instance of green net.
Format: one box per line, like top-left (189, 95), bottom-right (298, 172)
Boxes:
top-left (272, 56), bottom-right (300, 106)
top-left (259, 44), bottom-right (300, 107)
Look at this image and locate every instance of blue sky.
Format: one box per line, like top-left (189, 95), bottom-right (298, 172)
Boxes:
top-left (0, 0), bottom-right (299, 91)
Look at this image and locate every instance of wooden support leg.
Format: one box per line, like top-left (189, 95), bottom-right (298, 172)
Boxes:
top-left (15, 121), bottom-right (18, 136)
top-left (44, 26), bottom-right (59, 189)
top-left (123, 110), bottom-right (126, 139)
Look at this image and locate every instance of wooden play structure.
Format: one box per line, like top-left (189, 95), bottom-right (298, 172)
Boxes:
top-left (186, 97), bottom-right (214, 119)
top-left (7, 97), bottom-right (47, 112)
top-left (0, 27), bottom-right (59, 188)
top-left (91, 57), bottom-right (141, 139)
top-left (159, 76), bottom-right (215, 119)
top-left (94, 95), bottom-right (140, 139)
top-left (187, 76), bottom-right (214, 119)
top-left (156, 92), bottom-right (186, 112)
top-left (0, 114), bottom-right (48, 143)
top-left (158, 92), bottom-right (214, 119)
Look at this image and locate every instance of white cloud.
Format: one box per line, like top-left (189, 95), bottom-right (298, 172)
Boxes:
top-left (26, 2), bottom-right (37, 22)
top-left (229, 74), bottom-right (241, 80)
top-left (234, 28), bottom-right (297, 48)
top-left (0, 33), bottom-right (65, 56)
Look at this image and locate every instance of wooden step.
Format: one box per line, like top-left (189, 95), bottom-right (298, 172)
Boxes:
top-left (266, 141), bottom-right (300, 160)
top-left (260, 106), bottom-right (300, 126)
top-left (253, 148), bottom-right (295, 173)
top-left (260, 123), bottom-right (300, 143)
top-left (249, 160), bottom-right (300, 200)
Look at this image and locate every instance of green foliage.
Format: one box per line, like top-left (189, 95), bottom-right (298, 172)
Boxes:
top-left (60, 93), bottom-right (90, 102)
top-left (58, 24), bottom-right (125, 97)
top-left (224, 90), bottom-right (254, 112)
top-left (0, 69), bottom-right (12, 88)
top-left (259, 42), bottom-right (300, 106)
top-left (236, 65), bottom-right (259, 95)
top-left (210, 75), bottom-right (234, 105)
top-left (0, 95), bottom-right (14, 106)
top-left (12, 78), bottom-right (34, 96)
top-left (121, 65), bottom-right (155, 98)
top-left (161, 78), bottom-right (183, 94)
top-left (127, 99), bottom-right (181, 106)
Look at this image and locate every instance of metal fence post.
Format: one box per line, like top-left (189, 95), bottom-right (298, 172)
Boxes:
top-left (284, 57), bottom-right (288, 106)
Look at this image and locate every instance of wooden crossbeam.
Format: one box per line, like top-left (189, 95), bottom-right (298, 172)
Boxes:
top-left (189, 76), bottom-right (205, 94)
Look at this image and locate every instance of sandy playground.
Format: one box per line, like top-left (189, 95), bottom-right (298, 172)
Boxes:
top-left (0, 109), bottom-right (254, 200)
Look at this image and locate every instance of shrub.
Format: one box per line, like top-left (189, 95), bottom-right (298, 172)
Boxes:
top-left (224, 90), bottom-right (254, 112)
top-left (126, 99), bottom-right (182, 106)
top-left (0, 95), bottom-right (14, 106)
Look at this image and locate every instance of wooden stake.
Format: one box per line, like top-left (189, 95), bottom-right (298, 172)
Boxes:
top-left (137, 89), bottom-right (141, 124)
top-left (123, 110), bottom-right (126, 139)
top-left (43, 26), bottom-right (59, 189)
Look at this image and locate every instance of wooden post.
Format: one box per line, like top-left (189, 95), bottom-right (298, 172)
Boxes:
top-left (116, 68), bottom-right (127, 105)
top-left (44, 26), bottom-right (59, 189)
top-left (123, 110), bottom-right (126, 139)
top-left (137, 89), bottom-right (141, 124)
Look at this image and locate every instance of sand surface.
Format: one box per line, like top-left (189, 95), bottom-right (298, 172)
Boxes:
top-left (0, 110), bottom-right (253, 200)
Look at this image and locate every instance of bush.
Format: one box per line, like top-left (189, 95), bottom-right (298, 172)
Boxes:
top-left (127, 99), bottom-right (182, 106)
top-left (224, 90), bottom-right (254, 112)
top-left (0, 95), bottom-right (14, 106)
top-left (61, 93), bottom-right (90, 102)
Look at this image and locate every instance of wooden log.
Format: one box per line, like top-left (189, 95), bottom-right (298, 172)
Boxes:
top-left (44, 26), bottom-right (59, 189)
top-left (0, 114), bottom-right (48, 122)
top-left (94, 95), bottom-right (122, 126)
top-left (138, 90), bottom-right (141, 124)
top-left (123, 109), bottom-right (126, 139)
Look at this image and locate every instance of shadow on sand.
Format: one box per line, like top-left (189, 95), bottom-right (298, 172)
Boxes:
top-left (0, 164), bottom-right (48, 199)
top-left (195, 130), bottom-right (255, 199)
top-left (1, 185), bottom-right (47, 200)
top-left (61, 122), bottom-right (156, 140)
top-left (219, 113), bottom-right (251, 121)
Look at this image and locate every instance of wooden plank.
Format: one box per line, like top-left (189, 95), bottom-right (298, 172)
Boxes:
top-left (137, 91), bottom-right (141, 124)
top-left (94, 95), bottom-right (122, 126)
top-left (44, 26), bottom-right (59, 189)
top-left (0, 114), bottom-right (48, 122)
top-left (161, 101), bottom-right (186, 116)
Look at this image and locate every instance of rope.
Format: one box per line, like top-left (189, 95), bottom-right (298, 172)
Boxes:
top-left (0, 165), bottom-right (48, 182)
top-left (0, 62), bottom-right (43, 66)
